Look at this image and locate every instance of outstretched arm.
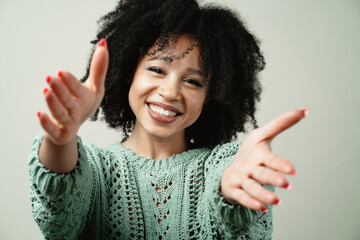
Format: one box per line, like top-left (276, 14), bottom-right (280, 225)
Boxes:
top-left (30, 39), bottom-right (110, 239)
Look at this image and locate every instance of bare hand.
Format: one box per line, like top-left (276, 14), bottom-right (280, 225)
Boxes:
top-left (221, 108), bottom-right (310, 212)
top-left (37, 39), bottom-right (109, 146)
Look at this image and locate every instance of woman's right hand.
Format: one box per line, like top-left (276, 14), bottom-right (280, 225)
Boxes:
top-left (38, 39), bottom-right (109, 146)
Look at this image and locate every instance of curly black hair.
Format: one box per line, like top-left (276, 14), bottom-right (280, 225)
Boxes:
top-left (81, 0), bottom-right (265, 149)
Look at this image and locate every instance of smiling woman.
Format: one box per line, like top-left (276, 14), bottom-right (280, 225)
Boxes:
top-left (79, 0), bottom-right (266, 150)
top-left (29, 0), bottom-right (308, 239)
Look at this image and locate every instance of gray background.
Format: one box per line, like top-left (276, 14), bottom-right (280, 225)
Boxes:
top-left (0, 0), bottom-right (359, 239)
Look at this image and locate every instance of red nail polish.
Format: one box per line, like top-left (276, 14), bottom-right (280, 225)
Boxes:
top-left (43, 88), bottom-right (49, 94)
top-left (37, 112), bottom-right (41, 118)
top-left (261, 207), bottom-right (268, 213)
top-left (46, 75), bottom-right (51, 83)
top-left (98, 38), bottom-right (107, 48)
top-left (283, 182), bottom-right (292, 190)
top-left (57, 71), bottom-right (62, 78)
top-left (300, 108), bottom-right (311, 118)
top-left (275, 199), bottom-right (282, 206)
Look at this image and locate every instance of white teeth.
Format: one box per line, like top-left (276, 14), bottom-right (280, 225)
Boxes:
top-left (149, 104), bottom-right (177, 117)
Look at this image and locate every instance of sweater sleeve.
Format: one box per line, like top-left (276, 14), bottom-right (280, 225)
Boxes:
top-left (203, 142), bottom-right (275, 239)
top-left (28, 134), bottom-right (100, 240)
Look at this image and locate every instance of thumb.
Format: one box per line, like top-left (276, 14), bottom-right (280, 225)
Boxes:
top-left (259, 108), bottom-right (311, 141)
top-left (87, 38), bottom-right (109, 94)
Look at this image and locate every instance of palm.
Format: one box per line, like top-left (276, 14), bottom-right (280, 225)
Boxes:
top-left (221, 109), bottom-right (310, 211)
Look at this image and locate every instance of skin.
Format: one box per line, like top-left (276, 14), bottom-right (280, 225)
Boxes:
top-left (37, 35), bottom-right (310, 212)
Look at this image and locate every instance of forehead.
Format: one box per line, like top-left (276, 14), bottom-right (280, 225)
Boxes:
top-left (145, 34), bottom-right (201, 66)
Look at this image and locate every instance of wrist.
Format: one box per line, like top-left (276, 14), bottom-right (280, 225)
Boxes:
top-left (39, 134), bottom-right (78, 173)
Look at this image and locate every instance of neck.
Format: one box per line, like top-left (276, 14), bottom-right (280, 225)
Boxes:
top-left (122, 123), bottom-right (188, 160)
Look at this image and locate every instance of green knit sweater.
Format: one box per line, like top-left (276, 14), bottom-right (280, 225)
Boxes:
top-left (29, 134), bottom-right (274, 239)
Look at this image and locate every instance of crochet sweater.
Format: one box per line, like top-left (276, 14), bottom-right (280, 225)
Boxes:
top-left (28, 134), bottom-right (274, 240)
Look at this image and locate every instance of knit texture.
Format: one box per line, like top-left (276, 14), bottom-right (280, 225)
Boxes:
top-left (29, 134), bottom-right (274, 239)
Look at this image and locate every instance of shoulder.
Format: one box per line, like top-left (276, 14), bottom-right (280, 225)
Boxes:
top-left (202, 141), bottom-right (240, 173)
top-left (81, 141), bottom-right (125, 160)
top-left (208, 141), bottom-right (240, 162)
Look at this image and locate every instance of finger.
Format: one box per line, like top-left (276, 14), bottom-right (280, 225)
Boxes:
top-left (37, 112), bottom-right (61, 139)
top-left (258, 108), bottom-right (311, 141)
top-left (87, 38), bottom-right (109, 94)
top-left (57, 71), bottom-right (86, 98)
top-left (241, 178), bottom-right (278, 205)
top-left (44, 88), bottom-right (71, 123)
top-left (46, 76), bottom-right (76, 111)
top-left (229, 188), bottom-right (267, 211)
top-left (262, 150), bottom-right (296, 175)
top-left (250, 166), bottom-right (288, 188)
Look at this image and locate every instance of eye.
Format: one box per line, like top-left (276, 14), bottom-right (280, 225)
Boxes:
top-left (184, 78), bottom-right (203, 87)
top-left (146, 67), bottom-right (164, 75)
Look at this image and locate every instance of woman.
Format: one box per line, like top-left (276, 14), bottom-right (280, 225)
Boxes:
top-left (30, 0), bottom-right (309, 239)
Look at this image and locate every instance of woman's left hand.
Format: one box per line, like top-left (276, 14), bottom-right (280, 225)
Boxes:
top-left (221, 108), bottom-right (310, 212)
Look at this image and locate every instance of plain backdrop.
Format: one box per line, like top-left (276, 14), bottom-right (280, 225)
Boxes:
top-left (0, 0), bottom-right (359, 239)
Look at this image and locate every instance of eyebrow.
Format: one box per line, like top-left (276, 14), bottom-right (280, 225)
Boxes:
top-left (147, 55), bottom-right (174, 62)
top-left (147, 56), bottom-right (204, 77)
top-left (186, 68), bottom-right (203, 77)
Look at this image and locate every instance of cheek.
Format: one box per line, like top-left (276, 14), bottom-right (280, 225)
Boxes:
top-left (187, 92), bottom-right (206, 118)
top-left (128, 86), bottom-right (137, 113)
top-left (129, 78), bottom-right (153, 104)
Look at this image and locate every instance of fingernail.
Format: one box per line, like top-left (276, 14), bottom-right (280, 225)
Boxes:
top-left (275, 199), bottom-right (282, 206)
top-left (43, 88), bottom-right (49, 94)
top-left (284, 182), bottom-right (292, 190)
top-left (37, 112), bottom-right (41, 118)
top-left (98, 38), bottom-right (107, 48)
top-left (57, 70), bottom-right (62, 78)
top-left (261, 207), bottom-right (268, 213)
top-left (290, 169), bottom-right (297, 176)
top-left (301, 108), bottom-right (311, 118)
top-left (45, 75), bottom-right (51, 83)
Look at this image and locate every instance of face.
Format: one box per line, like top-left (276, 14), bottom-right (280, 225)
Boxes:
top-left (128, 34), bottom-right (207, 142)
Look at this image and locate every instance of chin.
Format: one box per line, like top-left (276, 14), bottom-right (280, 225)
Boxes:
top-left (141, 123), bottom-right (183, 141)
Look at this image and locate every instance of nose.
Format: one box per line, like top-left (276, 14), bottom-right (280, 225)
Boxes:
top-left (158, 77), bottom-right (182, 101)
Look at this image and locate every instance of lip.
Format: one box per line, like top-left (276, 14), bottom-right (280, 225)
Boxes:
top-left (147, 101), bottom-right (183, 114)
top-left (147, 104), bottom-right (180, 123)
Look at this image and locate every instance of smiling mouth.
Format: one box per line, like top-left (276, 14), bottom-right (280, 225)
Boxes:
top-left (147, 103), bottom-right (182, 117)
